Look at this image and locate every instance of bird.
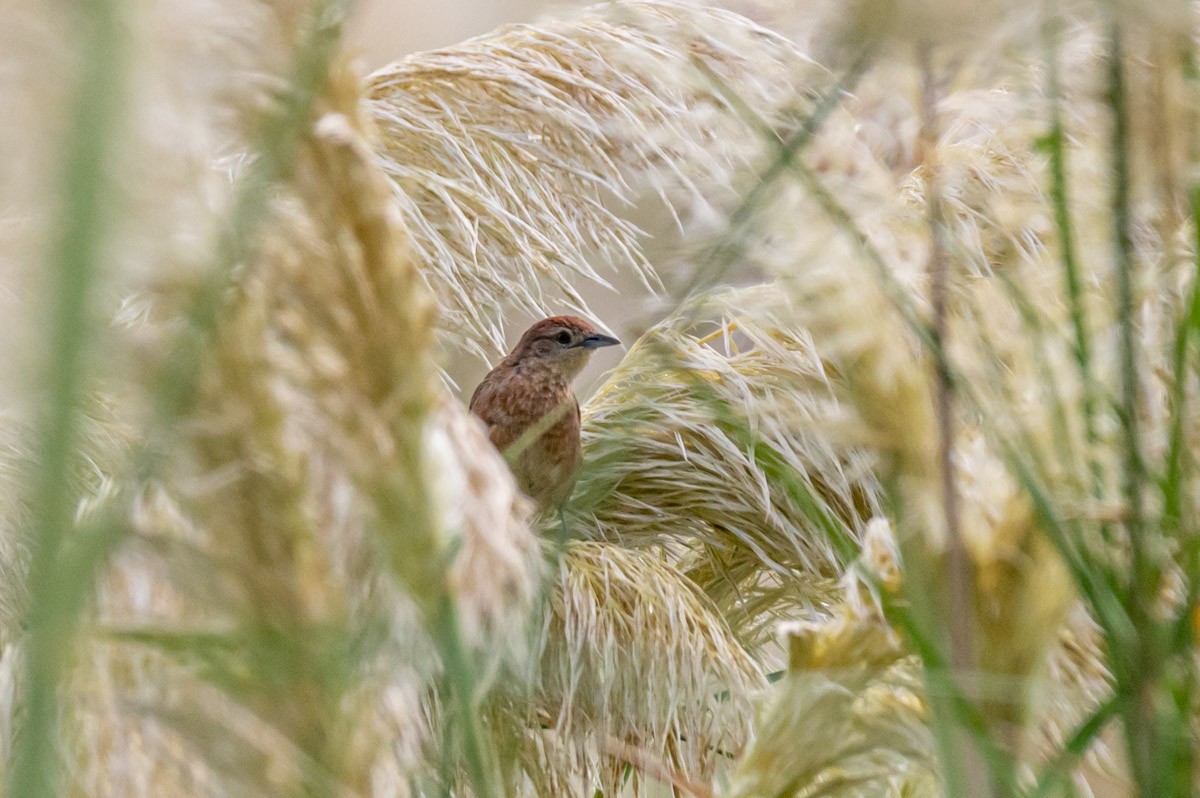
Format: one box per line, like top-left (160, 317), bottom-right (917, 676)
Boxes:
top-left (469, 315), bottom-right (620, 511)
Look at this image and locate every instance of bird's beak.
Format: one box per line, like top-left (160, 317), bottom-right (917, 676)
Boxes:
top-left (579, 332), bottom-right (620, 349)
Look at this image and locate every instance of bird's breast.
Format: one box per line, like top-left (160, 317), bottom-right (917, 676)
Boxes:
top-left (470, 364), bottom-right (583, 508)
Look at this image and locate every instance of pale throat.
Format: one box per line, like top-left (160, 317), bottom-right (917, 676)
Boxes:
top-left (520, 349), bottom-right (589, 385)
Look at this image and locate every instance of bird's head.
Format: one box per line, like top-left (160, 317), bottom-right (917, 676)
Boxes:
top-left (508, 315), bottom-right (620, 380)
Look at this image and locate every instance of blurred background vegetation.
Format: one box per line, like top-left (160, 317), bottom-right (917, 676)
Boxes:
top-left (3, 0), bottom-right (1199, 797)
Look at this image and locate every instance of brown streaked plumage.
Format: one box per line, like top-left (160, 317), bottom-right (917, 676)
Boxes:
top-left (469, 316), bottom-right (620, 509)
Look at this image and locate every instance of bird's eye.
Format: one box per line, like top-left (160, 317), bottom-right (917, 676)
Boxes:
top-left (555, 331), bottom-right (573, 345)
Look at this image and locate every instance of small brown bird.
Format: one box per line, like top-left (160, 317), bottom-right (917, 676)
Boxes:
top-left (469, 316), bottom-right (620, 510)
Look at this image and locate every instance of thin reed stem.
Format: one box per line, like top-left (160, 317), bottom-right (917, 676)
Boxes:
top-left (917, 46), bottom-right (974, 679)
top-left (433, 594), bottom-right (501, 798)
top-left (686, 52), bottom-right (871, 294)
top-left (916, 46), bottom-right (995, 793)
top-left (1108, 27), bottom-right (1147, 586)
top-left (1029, 696), bottom-right (1120, 798)
top-left (1107, 26), bottom-right (1164, 797)
top-left (1041, 0), bottom-right (1103, 495)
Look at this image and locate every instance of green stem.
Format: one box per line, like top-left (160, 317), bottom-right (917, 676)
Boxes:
top-left (990, 270), bottom-right (1078, 482)
top-left (1028, 695), bottom-right (1119, 798)
top-left (883, 597), bottom-right (1019, 796)
top-left (1108, 26), bottom-right (1146, 568)
top-left (433, 594), bottom-right (501, 798)
top-left (684, 52), bottom-right (871, 294)
top-left (1162, 184), bottom-right (1200, 540)
top-left (1042, 1), bottom-right (1103, 494)
top-left (1107, 27), bottom-right (1163, 798)
top-left (1161, 43), bottom-right (1200, 796)
top-left (917, 42), bottom-right (975, 684)
top-left (9, 1), bottom-right (125, 795)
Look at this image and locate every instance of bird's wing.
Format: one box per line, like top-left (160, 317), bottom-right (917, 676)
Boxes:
top-left (467, 380), bottom-right (486, 415)
top-left (468, 374), bottom-right (516, 452)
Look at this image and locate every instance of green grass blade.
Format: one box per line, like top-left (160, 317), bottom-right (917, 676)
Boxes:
top-left (1040, 0), bottom-right (1103, 494)
top-left (8, 1), bottom-right (126, 794)
top-left (1029, 695), bottom-right (1119, 798)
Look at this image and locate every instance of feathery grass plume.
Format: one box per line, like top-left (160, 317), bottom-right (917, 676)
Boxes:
top-left (776, 258), bottom-right (940, 542)
top-left (431, 399), bottom-right (540, 649)
top-left (261, 89), bottom-right (543, 798)
top-left (137, 53), bottom-right (540, 793)
top-left (519, 540), bottom-right (764, 795)
top-left (8, 38), bottom-right (535, 798)
top-left (862, 4), bottom-right (1200, 774)
top-left (919, 18), bottom-right (1200, 790)
top-left (569, 286), bottom-right (879, 647)
top-left (233, 49), bottom-right (547, 793)
top-left (364, 0), bottom-right (826, 358)
top-left (727, 605), bottom-right (937, 798)
top-left (724, 506), bottom-right (1070, 798)
top-left (915, 27), bottom-right (1200, 607)
top-left (787, 1), bottom-right (1195, 526)
top-left (257, 60), bottom-right (443, 618)
top-left (55, 259), bottom-right (370, 796)
top-left (1035, 603), bottom-right (1113, 771)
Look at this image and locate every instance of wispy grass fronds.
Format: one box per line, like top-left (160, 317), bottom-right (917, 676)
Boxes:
top-left (939, 439), bottom-right (1080, 768)
top-left (365, 0), bottom-right (825, 357)
top-left (252, 49), bottom-right (539, 652)
top-left (730, 504), bottom-right (1079, 798)
top-left (1, 0), bottom-right (364, 789)
top-left (525, 540), bottom-right (765, 795)
top-left (569, 286), bottom-right (878, 644)
top-left (191, 53), bottom-right (540, 794)
top-left (1035, 603), bottom-right (1113, 772)
top-left (777, 261), bottom-right (940, 544)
